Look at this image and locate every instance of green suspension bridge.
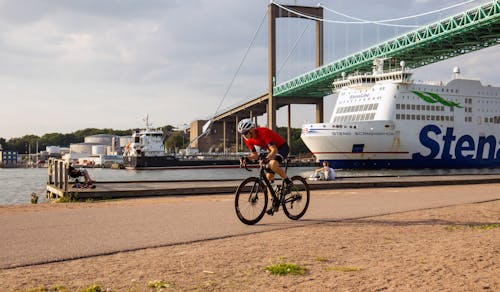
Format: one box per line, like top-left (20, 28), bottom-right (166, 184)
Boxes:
top-left (273, 0), bottom-right (500, 98)
top-left (193, 0), bottom-right (500, 152)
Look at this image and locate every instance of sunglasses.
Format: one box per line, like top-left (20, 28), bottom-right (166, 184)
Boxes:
top-left (241, 131), bottom-right (249, 136)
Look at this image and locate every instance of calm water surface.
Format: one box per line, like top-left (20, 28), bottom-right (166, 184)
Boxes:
top-left (1, 167), bottom-right (499, 205)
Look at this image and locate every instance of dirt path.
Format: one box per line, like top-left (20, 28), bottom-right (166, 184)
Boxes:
top-left (1, 198), bottom-right (499, 291)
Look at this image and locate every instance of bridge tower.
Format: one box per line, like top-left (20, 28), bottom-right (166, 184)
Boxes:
top-left (267, 4), bottom-right (324, 132)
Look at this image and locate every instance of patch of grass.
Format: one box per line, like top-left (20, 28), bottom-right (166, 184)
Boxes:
top-left (26, 285), bottom-right (68, 292)
top-left (315, 256), bottom-right (329, 262)
top-left (444, 225), bottom-right (463, 231)
top-left (471, 223), bottom-right (500, 230)
top-left (326, 266), bottom-right (361, 272)
top-left (78, 284), bottom-right (102, 292)
top-left (445, 223), bottom-right (500, 231)
top-left (265, 263), bottom-right (307, 275)
top-left (56, 193), bottom-right (79, 203)
top-left (148, 280), bottom-right (175, 291)
top-left (30, 192), bottom-right (39, 204)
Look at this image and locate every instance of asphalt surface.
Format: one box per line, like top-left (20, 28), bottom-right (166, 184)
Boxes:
top-left (1, 180), bottom-right (499, 269)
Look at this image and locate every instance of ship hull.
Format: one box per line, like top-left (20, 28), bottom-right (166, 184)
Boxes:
top-left (302, 121), bottom-right (500, 169)
top-left (123, 155), bottom-right (240, 170)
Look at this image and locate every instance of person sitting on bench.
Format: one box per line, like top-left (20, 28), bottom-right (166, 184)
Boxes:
top-left (69, 163), bottom-right (95, 186)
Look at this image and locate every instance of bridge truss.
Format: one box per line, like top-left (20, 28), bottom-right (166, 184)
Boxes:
top-left (273, 0), bottom-right (500, 98)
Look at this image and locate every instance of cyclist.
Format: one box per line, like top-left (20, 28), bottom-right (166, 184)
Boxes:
top-left (238, 118), bottom-right (293, 212)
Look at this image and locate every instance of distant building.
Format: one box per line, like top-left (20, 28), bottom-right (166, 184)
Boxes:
top-left (0, 150), bottom-right (18, 168)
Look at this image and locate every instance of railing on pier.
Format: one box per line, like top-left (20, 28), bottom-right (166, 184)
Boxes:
top-left (46, 158), bottom-right (69, 198)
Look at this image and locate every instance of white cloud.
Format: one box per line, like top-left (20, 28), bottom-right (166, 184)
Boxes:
top-left (0, 0), bottom-right (498, 139)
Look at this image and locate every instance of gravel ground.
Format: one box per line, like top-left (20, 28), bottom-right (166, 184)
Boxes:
top-left (1, 197), bottom-right (499, 291)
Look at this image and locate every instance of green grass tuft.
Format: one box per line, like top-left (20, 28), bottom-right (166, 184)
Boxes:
top-left (326, 266), bottom-right (361, 272)
top-left (265, 263), bottom-right (306, 275)
top-left (78, 284), bottom-right (102, 292)
top-left (148, 280), bottom-right (174, 291)
top-left (445, 223), bottom-right (500, 231)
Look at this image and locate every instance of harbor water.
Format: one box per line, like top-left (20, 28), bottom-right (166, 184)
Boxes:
top-left (1, 167), bottom-right (499, 205)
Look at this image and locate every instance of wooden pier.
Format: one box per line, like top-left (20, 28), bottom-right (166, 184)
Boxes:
top-left (46, 158), bottom-right (500, 201)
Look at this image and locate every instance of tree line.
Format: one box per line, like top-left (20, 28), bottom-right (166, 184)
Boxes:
top-left (0, 126), bottom-right (310, 155)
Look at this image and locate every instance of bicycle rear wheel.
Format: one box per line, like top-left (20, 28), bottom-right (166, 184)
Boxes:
top-left (235, 177), bottom-right (268, 225)
top-left (282, 176), bottom-right (310, 220)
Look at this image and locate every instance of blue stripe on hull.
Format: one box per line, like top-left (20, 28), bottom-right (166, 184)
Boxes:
top-left (323, 159), bottom-right (500, 169)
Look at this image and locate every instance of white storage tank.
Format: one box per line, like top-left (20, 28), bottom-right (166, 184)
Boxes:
top-left (46, 146), bottom-right (61, 155)
top-left (92, 145), bottom-right (107, 155)
top-left (85, 134), bottom-right (116, 146)
top-left (119, 136), bottom-right (132, 147)
top-left (70, 143), bottom-right (94, 154)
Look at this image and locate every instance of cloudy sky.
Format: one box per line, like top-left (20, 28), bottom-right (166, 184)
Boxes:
top-left (1, 0), bottom-right (498, 139)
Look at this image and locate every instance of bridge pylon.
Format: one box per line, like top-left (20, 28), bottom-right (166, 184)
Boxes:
top-left (267, 3), bottom-right (324, 132)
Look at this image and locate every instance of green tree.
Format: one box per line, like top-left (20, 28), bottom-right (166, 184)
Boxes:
top-left (276, 127), bottom-right (310, 155)
top-left (164, 132), bottom-right (187, 152)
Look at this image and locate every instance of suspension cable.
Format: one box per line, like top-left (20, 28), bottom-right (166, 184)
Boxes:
top-left (277, 22), bottom-right (311, 77)
top-left (212, 9), bottom-right (269, 117)
top-left (271, 0), bottom-right (479, 28)
top-left (272, 1), bottom-right (421, 27)
top-left (319, 0), bottom-right (477, 24)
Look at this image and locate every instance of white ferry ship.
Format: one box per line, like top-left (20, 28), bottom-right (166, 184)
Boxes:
top-left (301, 59), bottom-right (500, 169)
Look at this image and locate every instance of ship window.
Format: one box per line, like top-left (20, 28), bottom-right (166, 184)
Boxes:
top-left (411, 114), bottom-right (416, 120)
top-left (370, 113), bottom-right (375, 119)
top-left (406, 114), bottom-right (411, 120)
top-left (411, 105), bottom-right (416, 110)
top-left (416, 115), bottom-right (420, 120)
top-left (406, 104), bottom-right (411, 110)
top-left (430, 106), bottom-right (435, 111)
top-left (352, 144), bottom-right (364, 153)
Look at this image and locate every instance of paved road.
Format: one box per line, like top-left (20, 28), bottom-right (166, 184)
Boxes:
top-left (1, 183), bottom-right (499, 269)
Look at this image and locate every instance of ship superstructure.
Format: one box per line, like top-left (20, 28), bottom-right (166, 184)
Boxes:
top-left (301, 60), bottom-right (500, 168)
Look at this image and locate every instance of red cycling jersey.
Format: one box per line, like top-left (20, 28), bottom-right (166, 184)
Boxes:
top-left (243, 127), bottom-right (285, 152)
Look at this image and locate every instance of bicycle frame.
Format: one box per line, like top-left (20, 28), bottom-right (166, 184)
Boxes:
top-left (256, 159), bottom-right (289, 204)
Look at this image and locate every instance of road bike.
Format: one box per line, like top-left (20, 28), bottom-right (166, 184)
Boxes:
top-left (235, 157), bottom-right (310, 225)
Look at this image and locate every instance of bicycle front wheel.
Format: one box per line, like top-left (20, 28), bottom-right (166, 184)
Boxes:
top-left (282, 176), bottom-right (310, 220)
top-left (235, 177), bottom-right (268, 225)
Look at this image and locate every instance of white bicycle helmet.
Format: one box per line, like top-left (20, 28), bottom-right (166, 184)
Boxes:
top-left (237, 118), bottom-right (254, 133)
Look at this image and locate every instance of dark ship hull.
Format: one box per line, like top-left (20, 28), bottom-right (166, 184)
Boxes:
top-left (123, 155), bottom-right (241, 170)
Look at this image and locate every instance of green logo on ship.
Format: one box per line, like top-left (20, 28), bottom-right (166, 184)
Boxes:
top-left (411, 90), bottom-right (463, 108)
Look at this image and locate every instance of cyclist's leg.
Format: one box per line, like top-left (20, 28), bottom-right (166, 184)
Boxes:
top-left (268, 159), bottom-right (286, 180)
